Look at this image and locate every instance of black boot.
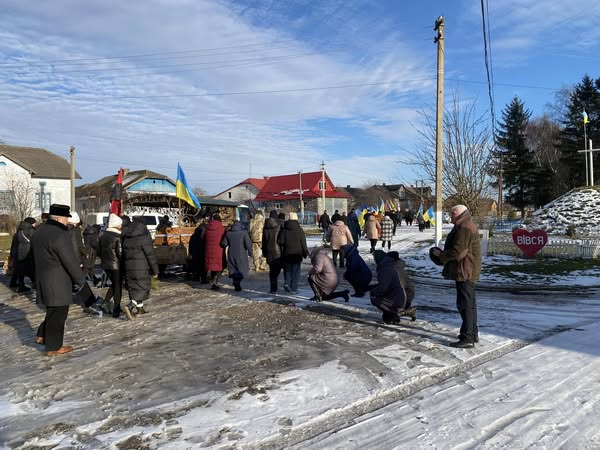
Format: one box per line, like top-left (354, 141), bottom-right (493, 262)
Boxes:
top-left (233, 279), bottom-right (242, 292)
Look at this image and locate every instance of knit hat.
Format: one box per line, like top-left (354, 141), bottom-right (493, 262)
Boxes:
top-left (108, 213), bottom-right (123, 228)
top-left (67, 211), bottom-right (81, 225)
top-left (373, 250), bottom-right (386, 264)
top-left (289, 212), bottom-right (298, 220)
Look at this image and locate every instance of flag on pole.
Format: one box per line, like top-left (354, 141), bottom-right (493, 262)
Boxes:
top-left (583, 111), bottom-right (589, 124)
top-left (423, 206), bottom-right (435, 226)
top-left (110, 167), bottom-right (123, 216)
top-left (418, 204), bottom-right (423, 215)
top-left (176, 163), bottom-right (201, 208)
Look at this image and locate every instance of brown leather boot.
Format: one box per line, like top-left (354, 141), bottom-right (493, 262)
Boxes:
top-left (46, 346), bottom-right (74, 356)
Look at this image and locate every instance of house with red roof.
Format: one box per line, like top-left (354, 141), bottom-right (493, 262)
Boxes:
top-left (213, 177), bottom-right (269, 206)
top-left (254, 171), bottom-right (350, 217)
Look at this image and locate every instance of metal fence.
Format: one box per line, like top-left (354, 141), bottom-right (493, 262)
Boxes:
top-left (488, 234), bottom-right (600, 259)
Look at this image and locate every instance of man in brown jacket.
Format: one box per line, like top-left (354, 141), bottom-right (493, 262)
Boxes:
top-left (431, 204), bottom-right (482, 348)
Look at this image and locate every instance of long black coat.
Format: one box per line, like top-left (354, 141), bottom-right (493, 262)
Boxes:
top-left (15, 221), bottom-right (36, 279)
top-left (221, 222), bottom-right (252, 279)
top-left (262, 217), bottom-right (282, 264)
top-left (82, 225), bottom-right (100, 270)
top-left (278, 220), bottom-right (308, 264)
top-left (30, 220), bottom-right (86, 307)
top-left (188, 224), bottom-right (206, 273)
top-left (122, 221), bottom-right (159, 301)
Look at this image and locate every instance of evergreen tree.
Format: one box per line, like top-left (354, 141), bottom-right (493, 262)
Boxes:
top-left (496, 97), bottom-right (536, 217)
top-left (558, 75), bottom-right (600, 191)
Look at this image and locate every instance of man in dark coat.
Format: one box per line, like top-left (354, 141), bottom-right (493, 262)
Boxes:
top-left (347, 210), bottom-right (361, 245)
top-left (318, 210), bottom-right (332, 237)
top-left (221, 221), bottom-right (252, 291)
top-left (430, 204), bottom-right (482, 348)
top-left (262, 210), bottom-right (284, 293)
top-left (82, 222), bottom-right (100, 285)
top-left (278, 212), bottom-right (308, 293)
top-left (188, 219), bottom-right (208, 283)
top-left (122, 220), bottom-right (159, 315)
top-left (370, 250), bottom-right (406, 324)
top-left (14, 217), bottom-right (37, 293)
top-left (341, 243), bottom-right (372, 297)
top-left (31, 204), bottom-right (86, 356)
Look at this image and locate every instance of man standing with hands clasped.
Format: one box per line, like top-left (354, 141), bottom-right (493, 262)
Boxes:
top-left (430, 204), bottom-right (482, 348)
top-left (31, 204), bottom-right (86, 356)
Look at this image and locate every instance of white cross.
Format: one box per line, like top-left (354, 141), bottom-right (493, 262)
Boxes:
top-left (577, 139), bottom-right (600, 186)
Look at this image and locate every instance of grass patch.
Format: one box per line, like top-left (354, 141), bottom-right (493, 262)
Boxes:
top-left (487, 257), bottom-right (600, 277)
top-left (0, 235), bottom-right (11, 264)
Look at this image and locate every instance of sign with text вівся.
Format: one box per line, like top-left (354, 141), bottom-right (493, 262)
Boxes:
top-left (512, 228), bottom-right (548, 257)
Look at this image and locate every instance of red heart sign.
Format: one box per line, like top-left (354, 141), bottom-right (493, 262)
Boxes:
top-left (512, 228), bottom-right (548, 257)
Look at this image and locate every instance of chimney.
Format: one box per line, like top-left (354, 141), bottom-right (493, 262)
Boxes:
top-left (122, 168), bottom-right (130, 176)
top-left (382, 183), bottom-right (386, 186)
top-left (346, 185), bottom-right (351, 189)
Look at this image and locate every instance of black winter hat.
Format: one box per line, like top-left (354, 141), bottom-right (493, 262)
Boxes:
top-left (429, 247), bottom-right (443, 266)
top-left (49, 203), bottom-right (71, 217)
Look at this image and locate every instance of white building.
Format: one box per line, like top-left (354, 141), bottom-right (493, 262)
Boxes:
top-left (213, 177), bottom-right (269, 206)
top-left (0, 144), bottom-right (79, 222)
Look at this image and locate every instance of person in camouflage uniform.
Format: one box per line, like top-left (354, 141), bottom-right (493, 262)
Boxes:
top-left (249, 210), bottom-right (268, 271)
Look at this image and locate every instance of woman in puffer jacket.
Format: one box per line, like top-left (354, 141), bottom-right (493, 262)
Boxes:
top-left (364, 215), bottom-right (381, 254)
top-left (307, 246), bottom-right (349, 302)
top-left (122, 219), bottom-right (159, 316)
top-left (325, 219), bottom-right (353, 268)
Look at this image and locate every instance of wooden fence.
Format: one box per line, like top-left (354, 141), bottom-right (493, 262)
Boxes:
top-left (488, 235), bottom-right (600, 259)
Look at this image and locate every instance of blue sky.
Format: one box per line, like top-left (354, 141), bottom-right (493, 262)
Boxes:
top-left (1, 0), bottom-right (598, 194)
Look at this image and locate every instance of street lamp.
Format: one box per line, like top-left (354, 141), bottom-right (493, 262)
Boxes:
top-left (39, 181), bottom-right (46, 213)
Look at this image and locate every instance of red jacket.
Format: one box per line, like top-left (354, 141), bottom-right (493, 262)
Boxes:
top-left (202, 220), bottom-right (226, 272)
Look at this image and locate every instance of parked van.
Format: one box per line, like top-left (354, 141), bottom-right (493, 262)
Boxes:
top-left (84, 212), bottom-right (110, 228)
top-left (133, 214), bottom-right (178, 238)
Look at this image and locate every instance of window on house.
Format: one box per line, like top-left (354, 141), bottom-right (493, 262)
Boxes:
top-left (318, 181), bottom-right (326, 190)
top-left (275, 203), bottom-right (283, 209)
top-left (228, 192), bottom-right (232, 199)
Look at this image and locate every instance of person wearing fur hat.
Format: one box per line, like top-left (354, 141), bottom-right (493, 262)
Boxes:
top-left (370, 250), bottom-right (406, 324)
top-left (307, 246), bottom-right (349, 302)
top-left (430, 204), bottom-right (482, 348)
top-left (99, 214), bottom-right (127, 318)
top-left (31, 204), bottom-right (86, 355)
top-left (278, 212), bottom-right (308, 294)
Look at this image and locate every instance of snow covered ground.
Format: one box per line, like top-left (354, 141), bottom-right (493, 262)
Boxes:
top-left (1, 225), bottom-right (600, 449)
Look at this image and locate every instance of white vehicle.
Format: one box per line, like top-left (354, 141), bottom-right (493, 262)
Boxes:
top-left (133, 214), bottom-right (177, 238)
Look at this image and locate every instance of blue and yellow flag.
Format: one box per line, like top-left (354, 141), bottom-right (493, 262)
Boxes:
top-left (423, 206), bottom-right (435, 226)
top-left (358, 208), bottom-right (367, 228)
top-left (176, 163), bottom-right (201, 208)
top-left (583, 111), bottom-right (589, 124)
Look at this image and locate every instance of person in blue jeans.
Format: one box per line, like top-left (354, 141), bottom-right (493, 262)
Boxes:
top-left (278, 212), bottom-right (308, 293)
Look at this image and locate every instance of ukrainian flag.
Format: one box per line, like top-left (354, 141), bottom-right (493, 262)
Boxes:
top-left (176, 163), bottom-right (201, 208)
top-left (583, 111), bottom-right (589, 124)
top-left (423, 206), bottom-right (435, 226)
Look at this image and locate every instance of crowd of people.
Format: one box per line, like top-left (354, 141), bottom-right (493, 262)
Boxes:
top-left (6, 202), bottom-right (481, 355)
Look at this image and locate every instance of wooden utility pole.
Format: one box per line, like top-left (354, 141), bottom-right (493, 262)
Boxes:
top-left (298, 171), bottom-right (304, 219)
top-left (434, 16), bottom-right (444, 246)
top-left (320, 161), bottom-right (326, 213)
top-left (69, 146), bottom-right (76, 209)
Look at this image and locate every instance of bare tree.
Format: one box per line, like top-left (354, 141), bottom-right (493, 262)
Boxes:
top-left (526, 115), bottom-right (562, 201)
top-left (5, 174), bottom-right (36, 221)
top-left (409, 93), bottom-right (494, 218)
top-left (192, 186), bottom-right (208, 198)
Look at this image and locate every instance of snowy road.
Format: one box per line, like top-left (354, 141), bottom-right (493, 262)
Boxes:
top-left (2, 227), bottom-right (600, 448)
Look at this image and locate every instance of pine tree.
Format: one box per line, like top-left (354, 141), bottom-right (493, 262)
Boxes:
top-left (558, 75), bottom-right (600, 191)
top-left (495, 96), bottom-right (536, 217)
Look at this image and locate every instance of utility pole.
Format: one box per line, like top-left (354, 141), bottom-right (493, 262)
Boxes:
top-left (298, 171), bottom-right (304, 220)
top-left (434, 16), bottom-right (444, 246)
top-left (69, 146), bottom-right (76, 209)
top-left (320, 161), bottom-right (326, 213)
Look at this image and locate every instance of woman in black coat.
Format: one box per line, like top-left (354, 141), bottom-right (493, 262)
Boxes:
top-left (220, 221), bottom-right (252, 291)
top-left (188, 221), bottom-right (207, 283)
top-left (262, 210), bottom-right (283, 293)
top-left (122, 220), bottom-right (159, 315)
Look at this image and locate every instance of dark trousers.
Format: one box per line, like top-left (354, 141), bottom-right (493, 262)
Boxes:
top-left (331, 249), bottom-right (346, 267)
top-left (37, 305), bottom-right (70, 351)
top-left (381, 240), bottom-right (391, 249)
top-left (104, 269), bottom-right (123, 317)
top-left (286, 262), bottom-right (301, 292)
top-left (456, 280), bottom-right (478, 342)
top-left (268, 259), bottom-right (285, 292)
top-left (369, 239), bottom-right (378, 252)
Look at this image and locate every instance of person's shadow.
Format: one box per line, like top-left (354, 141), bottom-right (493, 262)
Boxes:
top-left (0, 302), bottom-right (38, 348)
